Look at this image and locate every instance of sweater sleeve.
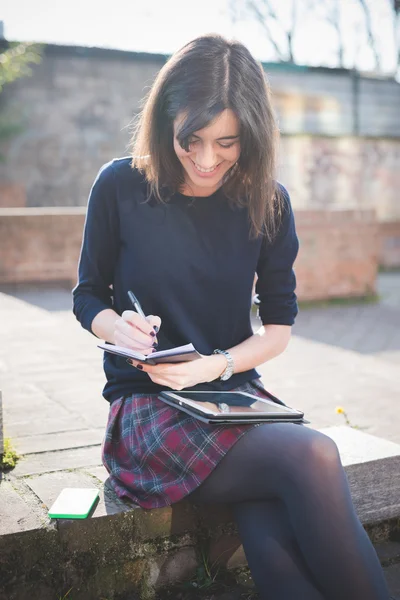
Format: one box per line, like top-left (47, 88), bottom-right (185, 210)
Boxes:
top-left (256, 185), bottom-right (299, 326)
top-left (72, 162), bottom-right (120, 334)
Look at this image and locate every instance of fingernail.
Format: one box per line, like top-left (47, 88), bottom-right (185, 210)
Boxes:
top-left (153, 326), bottom-right (159, 334)
top-left (152, 342), bottom-right (158, 349)
top-left (136, 364), bottom-right (143, 370)
top-left (150, 331), bottom-right (156, 337)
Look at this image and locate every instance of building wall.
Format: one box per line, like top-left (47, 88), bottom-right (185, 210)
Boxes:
top-left (279, 136), bottom-right (400, 221)
top-left (0, 45), bottom-right (399, 220)
top-left (0, 207), bottom-right (380, 301)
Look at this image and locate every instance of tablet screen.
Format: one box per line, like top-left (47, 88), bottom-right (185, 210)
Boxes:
top-left (163, 391), bottom-right (302, 417)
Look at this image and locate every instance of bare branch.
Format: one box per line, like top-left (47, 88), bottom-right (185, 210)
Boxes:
top-left (391, 0), bottom-right (400, 68)
top-left (287, 0), bottom-right (297, 62)
top-left (246, 0), bottom-right (287, 60)
top-left (324, 0), bottom-right (345, 67)
top-left (246, 0), bottom-right (300, 62)
top-left (358, 0), bottom-right (381, 70)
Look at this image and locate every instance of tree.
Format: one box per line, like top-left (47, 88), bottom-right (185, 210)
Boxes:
top-left (0, 42), bottom-right (42, 156)
top-left (0, 41), bottom-right (42, 93)
top-left (230, 0), bottom-right (308, 63)
top-left (306, 0), bottom-right (345, 68)
top-left (230, 0), bottom-right (400, 77)
top-left (392, 0), bottom-right (400, 70)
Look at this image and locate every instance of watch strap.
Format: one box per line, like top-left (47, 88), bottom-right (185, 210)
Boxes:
top-left (213, 349), bottom-right (234, 381)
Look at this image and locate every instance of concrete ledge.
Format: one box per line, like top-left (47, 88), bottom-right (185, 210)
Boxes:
top-left (1, 426), bottom-right (400, 599)
top-left (0, 208), bottom-right (381, 301)
top-left (319, 426), bottom-right (400, 524)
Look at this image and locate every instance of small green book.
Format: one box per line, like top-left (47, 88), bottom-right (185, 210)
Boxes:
top-left (48, 488), bottom-right (99, 519)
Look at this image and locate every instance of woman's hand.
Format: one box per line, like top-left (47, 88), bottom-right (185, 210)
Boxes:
top-left (115, 311), bottom-right (162, 356)
top-left (128, 354), bottom-right (227, 389)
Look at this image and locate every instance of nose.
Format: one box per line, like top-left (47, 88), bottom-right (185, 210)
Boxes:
top-left (194, 143), bottom-right (218, 168)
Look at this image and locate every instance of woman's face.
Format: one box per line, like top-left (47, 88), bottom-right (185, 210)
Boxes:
top-left (173, 109), bottom-right (240, 196)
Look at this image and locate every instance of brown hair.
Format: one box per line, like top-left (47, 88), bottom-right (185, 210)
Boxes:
top-left (131, 34), bottom-right (283, 240)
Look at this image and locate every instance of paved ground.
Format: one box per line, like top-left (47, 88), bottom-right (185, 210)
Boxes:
top-left (0, 272), bottom-right (399, 461)
top-left (1, 273), bottom-right (400, 597)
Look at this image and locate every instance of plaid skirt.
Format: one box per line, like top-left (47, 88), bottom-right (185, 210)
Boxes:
top-left (102, 378), bottom-right (277, 509)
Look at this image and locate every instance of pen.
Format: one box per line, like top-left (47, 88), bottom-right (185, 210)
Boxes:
top-left (127, 290), bottom-right (146, 319)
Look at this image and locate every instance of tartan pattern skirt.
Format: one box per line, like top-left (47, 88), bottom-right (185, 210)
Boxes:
top-left (102, 378), bottom-right (277, 509)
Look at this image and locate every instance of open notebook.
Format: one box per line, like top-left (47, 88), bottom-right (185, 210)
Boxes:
top-left (98, 342), bottom-right (202, 365)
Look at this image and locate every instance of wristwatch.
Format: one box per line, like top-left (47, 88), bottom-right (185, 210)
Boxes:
top-left (213, 349), bottom-right (234, 381)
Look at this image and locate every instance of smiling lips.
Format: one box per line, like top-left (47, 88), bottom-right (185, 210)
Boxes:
top-left (191, 159), bottom-right (222, 176)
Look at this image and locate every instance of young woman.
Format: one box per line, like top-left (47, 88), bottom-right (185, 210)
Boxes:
top-left (73, 34), bottom-right (392, 600)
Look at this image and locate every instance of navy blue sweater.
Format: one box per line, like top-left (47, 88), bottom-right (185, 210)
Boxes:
top-left (72, 158), bottom-right (299, 402)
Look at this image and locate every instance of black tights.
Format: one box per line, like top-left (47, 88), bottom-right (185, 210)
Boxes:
top-left (188, 423), bottom-right (389, 600)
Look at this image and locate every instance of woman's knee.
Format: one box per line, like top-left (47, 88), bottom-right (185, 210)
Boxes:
top-left (301, 429), bottom-right (341, 471)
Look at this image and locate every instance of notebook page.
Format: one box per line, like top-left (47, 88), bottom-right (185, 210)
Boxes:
top-left (97, 343), bottom-right (147, 361)
top-left (151, 343), bottom-right (196, 359)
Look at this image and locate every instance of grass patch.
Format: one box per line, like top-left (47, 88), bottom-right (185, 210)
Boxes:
top-left (298, 293), bottom-right (379, 310)
top-left (0, 437), bottom-right (20, 471)
top-left (156, 567), bottom-right (258, 599)
top-left (251, 293), bottom-right (380, 316)
top-left (378, 265), bottom-right (400, 273)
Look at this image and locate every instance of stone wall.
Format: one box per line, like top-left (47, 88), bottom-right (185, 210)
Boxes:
top-left (0, 208), bottom-right (84, 284)
top-left (0, 46), bottom-right (165, 209)
top-left (0, 44), bottom-right (399, 222)
top-left (380, 221), bottom-right (400, 269)
top-left (0, 207), bottom-right (381, 301)
top-left (279, 136), bottom-right (400, 222)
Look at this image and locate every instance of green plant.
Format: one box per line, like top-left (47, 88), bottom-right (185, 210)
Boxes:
top-left (0, 41), bottom-right (43, 160)
top-left (58, 588), bottom-right (73, 600)
top-left (0, 437), bottom-right (20, 471)
top-left (335, 406), bottom-right (360, 429)
top-left (0, 42), bottom-right (43, 93)
top-left (190, 545), bottom-right (222, 590)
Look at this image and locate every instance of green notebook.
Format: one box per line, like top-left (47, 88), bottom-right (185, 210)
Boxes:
top-left (48, 488), bottom-right (99, 519)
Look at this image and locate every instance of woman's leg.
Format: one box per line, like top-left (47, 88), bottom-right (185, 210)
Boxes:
top-left (189, 423), bottom-right (389, 600)
top-left (233, 498), bottom-right (326, 599)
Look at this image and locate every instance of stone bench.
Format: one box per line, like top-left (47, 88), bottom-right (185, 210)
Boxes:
top-left (1, 425), bottom-right (400, 600)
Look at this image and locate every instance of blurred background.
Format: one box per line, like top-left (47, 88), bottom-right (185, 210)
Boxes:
top-left (0, 0), bottom-right (399, 300)
top-left (0, 0), bottom-right (399, 524)
top-left (1, 8), bottom-right (400, 596)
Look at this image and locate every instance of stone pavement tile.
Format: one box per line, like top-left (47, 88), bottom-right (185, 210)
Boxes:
top-left (26, 470), bottom-right (128, 518)
top-left (303, 306), bottom-right (400, 358)
top-left (0, 283), bottom-right (73, 312)
top-left (4, 391), bottom-right (72, 423)
top-left (12, 428), bottom-right (105, 455)
top-left (257, 336), bottom-right (400, 443)
top-left (0, 479), bottom-right (47, 535)
top-left (84, 465), bottom-right (110, 483)
top-left (379, 272), bottom-right (400, 308)
top-left (40, 386), bottom-right (109, 421)
top-left (12, 445), bottom-right (102, 477)
top-left (4, 415), bottom-right (88, 439)
top-left (263, 373), bottom-right (400, 443)
top-left (1, 276), bottom-right (399, 463)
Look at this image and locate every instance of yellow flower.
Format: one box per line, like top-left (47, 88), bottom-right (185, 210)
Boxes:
top-left (335, 406), bottom-right (345, 414)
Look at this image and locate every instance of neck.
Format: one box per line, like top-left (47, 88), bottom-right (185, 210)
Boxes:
top-left (180, 180), bottom-right (222, 198)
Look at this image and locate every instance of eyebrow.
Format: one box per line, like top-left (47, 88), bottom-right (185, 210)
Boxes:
top-left (191, 134), bottom-right (240, 141)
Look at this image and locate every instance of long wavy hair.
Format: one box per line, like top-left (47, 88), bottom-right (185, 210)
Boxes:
top-left (130, 34), bottom-right (283, 240)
